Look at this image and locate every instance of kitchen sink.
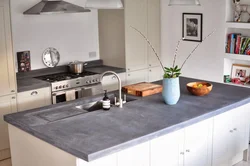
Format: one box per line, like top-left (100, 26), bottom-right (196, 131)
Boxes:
top-left (75, 95), bottom-right (137, 112)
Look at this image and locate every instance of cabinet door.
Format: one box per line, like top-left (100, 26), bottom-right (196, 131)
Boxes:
top-left (148, 66), bottom-right (163, 82)
top-left (150, 130), bottom-right (183, 166)
top-left (0, 2), bottom-right (16, 96)
top-left (212, 111), bottom-right (232, 166)
top-left (231, 105), bottom-right (248, 156)
top-left (117, 142), bottom-right (150, 166)
top-left (184, 118), bottom-right (213, 166)
top-left (125, 0), bottom-right (148, 71)
top-left (102, 73), bottom-right (126, 92)
top-left (77, 154), bottom-right (117, 166)
top-left (17, 87), bottom-right (51, 112)
top-left (147, 0), bottom-right (161, 68)
top-left (0, 94), bottom-right (17, 152)
top-left (126, 69), bottom-right (148, 85)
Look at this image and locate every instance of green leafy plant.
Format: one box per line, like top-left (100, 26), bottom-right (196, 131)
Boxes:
top-left (131, 26), bottom-right (215, 79)
top-left (164, 66), bottom-right (181, 78)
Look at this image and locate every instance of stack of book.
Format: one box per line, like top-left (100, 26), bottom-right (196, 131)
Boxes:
top-left (226, 33), bottom-right (250, 55)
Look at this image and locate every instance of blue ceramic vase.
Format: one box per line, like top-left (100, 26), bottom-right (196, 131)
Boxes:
top-left (162, 77), bottom-right (180, 105)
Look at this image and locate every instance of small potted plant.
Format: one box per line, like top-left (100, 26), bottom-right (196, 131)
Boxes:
top-left (131, 26), bottom-right (215, 105)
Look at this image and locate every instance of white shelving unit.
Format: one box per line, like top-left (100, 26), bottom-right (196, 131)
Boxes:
top-left (224, 0), bottom-right (250, 87)
top-left (226, 22), bottom-right (250, 29)
top-left (224, 53), bottom-right (250, 61)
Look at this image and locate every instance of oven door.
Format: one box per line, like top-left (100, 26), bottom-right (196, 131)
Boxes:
top-left (52, 88), bottom-right (82, 104)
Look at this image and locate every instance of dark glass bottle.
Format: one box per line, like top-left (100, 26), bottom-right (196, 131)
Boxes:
top-left (102, 90), bottom-right (110, 111)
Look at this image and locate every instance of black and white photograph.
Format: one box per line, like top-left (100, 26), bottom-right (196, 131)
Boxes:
top-left (182, 13), bottom-right (203, 42)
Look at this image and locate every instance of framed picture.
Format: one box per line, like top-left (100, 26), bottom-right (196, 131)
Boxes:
top-left (17, 51), bottom-right (31, 72)
top-left (231, 64), bottom-right (250, 82)
top-left (182, 13), bottom-right (203, 42)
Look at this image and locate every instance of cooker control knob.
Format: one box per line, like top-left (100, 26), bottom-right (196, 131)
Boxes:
top-left (59, 86), bottom-right (62, 89)
top-left (55, 86), bottom-right (58, 90)
top-left (92, 80), bottom-right (95, 83)
top-left (63, 85), bottom-right (65, 88)
top-left (66, 84), bottom-right (69, 88)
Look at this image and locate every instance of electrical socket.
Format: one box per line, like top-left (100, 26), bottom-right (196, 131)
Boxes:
top-left (89, 52), bottom-right (97, 58)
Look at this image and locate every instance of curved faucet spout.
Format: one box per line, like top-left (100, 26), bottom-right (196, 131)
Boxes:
top-left (101, 71), bottom-right (123, 108)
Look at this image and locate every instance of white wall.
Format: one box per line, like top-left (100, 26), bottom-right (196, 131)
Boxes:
top-left (161, 0), bottom-right (225, 82)
top-left (11, 0), bottom-right (99, 70)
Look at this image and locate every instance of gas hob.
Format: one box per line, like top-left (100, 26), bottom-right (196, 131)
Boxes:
top-left (36, 71), bottom-right (101, 92)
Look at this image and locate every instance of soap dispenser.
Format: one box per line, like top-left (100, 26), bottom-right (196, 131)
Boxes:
top-left (102, 90), bottom-right (111, 111)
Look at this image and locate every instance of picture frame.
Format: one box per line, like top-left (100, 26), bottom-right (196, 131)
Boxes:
top-left (231, 64), bottom-right (250, 82)
top-left (17, 51), bottom-right (31, 72)
top-left (182, 13), bottom-right (203, 42)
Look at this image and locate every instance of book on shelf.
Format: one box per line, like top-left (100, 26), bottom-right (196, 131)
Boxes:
top-left (226, 33), bottom-right (250, 55)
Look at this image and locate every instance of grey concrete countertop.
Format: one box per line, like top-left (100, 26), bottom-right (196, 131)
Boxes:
top-left (4, 77), bottom-right (250, 162)
top-left (17, 78), bottom-right (51, 93)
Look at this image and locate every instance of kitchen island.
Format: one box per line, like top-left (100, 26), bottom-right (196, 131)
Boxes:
top-left (4, 77), bottom-right (250, 166)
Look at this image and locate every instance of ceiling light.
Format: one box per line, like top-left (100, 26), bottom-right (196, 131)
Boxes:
top-left (169, 0), bottom-right (201, 6)
top-left (85, 0), bottom-right (123, 9)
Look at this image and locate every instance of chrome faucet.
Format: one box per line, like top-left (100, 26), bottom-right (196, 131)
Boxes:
top-left (101, 71), bottom-right (124, 108)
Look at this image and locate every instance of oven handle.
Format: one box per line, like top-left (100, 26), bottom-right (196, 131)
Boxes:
top-left (82, 83), bottom-right (102, 90)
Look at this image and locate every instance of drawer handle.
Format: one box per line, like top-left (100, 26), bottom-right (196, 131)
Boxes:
top-left (234, 128), bottom-right (237, 131)
top-left (186, 149), bottom-right (190, 152)
top-left (180, 152), bottom-right (184, 155)
top-left (230, 130), bottom-right (233, 133)
top-left (31, 91), bottom-right (38, 96)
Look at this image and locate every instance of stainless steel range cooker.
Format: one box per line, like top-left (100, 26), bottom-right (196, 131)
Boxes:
top-left (36, 71), bottom-right (103, 104)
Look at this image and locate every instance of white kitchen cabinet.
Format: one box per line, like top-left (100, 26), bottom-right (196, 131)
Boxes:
top-left (150, 130), bottom-right (183, 166)
top-left (77, 154), bottom-right (117, 166)
top-left (147, 0), bottom-right (161, 68)
top-left (212, 110), bottom-right (234, 166)
top-left (99, 0), bottom-right (161, 74)
top-left (0, 0), bottom-right (16, 96)
top-left (148, 66), bottom-right (163, 82)
top-left (117, 142), bottom-right (150, 166)
top-left (150, 118), bottom-right (212, 166)
top-left (0, 94), bottom-right (16, 160)
top-left (17, 87), bottom-right (51, 112)
top-left (126, 69), bottom-right (148, 85)
top-left (212, 104), bottom-right (250, 166)
top-left (101, 73), bottom-right (126, 92)
top-left (124, 0), bottom-right (148, 72)
top-left (183, 118), bottom-right (213, 166)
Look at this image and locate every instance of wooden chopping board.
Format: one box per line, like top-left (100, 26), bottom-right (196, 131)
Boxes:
top-left (122, 82), bottom-right (163, 97)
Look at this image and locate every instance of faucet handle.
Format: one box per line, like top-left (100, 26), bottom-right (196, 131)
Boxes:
top-left (123, 94), bottom-right (127, 104)
top-left (114, 97), bottom-right (117, 106)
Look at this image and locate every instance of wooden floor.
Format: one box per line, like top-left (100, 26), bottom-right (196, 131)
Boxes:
top-left (0, 158), bottom-right (11, 166)
top-left (234, 145), bottom-right (250, 166)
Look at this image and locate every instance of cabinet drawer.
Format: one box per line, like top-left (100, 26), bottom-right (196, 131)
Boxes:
top-left (17, 87), bottom-right (51, 112)
top-left (102, 73), bottom-right (126, 92)
top-left (148, 66), bottom-right (163, 82)
top-left (126, 69), bottom-right (148, 85)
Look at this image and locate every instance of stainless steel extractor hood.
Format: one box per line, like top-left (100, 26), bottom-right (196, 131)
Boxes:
top-left (24, 0), bottom-right (91, 15)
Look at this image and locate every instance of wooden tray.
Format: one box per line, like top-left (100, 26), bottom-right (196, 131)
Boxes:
top-left (122, 82), bottom-right (163, 97)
